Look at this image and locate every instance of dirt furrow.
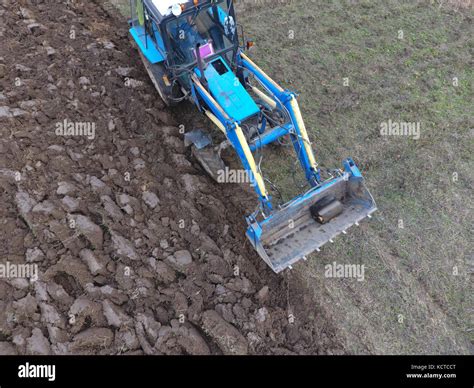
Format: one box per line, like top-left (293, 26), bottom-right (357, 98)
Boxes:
top-left (0, 0), bottom-right (344, 355)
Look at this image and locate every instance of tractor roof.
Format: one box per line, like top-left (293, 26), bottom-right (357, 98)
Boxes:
top-left (151, 0), bottom-right (193, 17)
top-left (146, 0), bottom-right (221, 21)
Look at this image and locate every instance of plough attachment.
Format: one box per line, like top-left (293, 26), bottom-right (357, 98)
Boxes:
top-left (246, 160), bottom-right (377, 273)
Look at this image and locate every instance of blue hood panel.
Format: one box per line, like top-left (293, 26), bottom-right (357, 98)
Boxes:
top-left (203, 58), bottom-right (260, 122)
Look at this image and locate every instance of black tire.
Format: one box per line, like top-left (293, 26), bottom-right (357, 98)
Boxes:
top-left (139, 52), bottom-right (182, 106)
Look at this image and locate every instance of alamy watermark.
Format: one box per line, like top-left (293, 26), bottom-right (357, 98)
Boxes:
top-left (55, 119), bottom-right (96, 140)
top-left (380, 119), bottom-right (421, 140)
top-left (325, 261), bottom-right (365, 282)
top-left (0, 261), bottom-right (38, 282)
top-left (217, 167), bottom-right (254, 185)
top-left (18, 363), bottom-right (55, 382)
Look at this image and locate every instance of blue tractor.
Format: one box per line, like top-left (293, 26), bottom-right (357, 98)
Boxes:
top-left (129, 0), bottom-right (377, 273)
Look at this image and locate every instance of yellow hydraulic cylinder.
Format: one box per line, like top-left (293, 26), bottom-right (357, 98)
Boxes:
top-left (204, 110), bottom-right (226, 134)
top-left (289, 97), bottom-right (318, 170)
top-left (234, 124), bottom-right (268, 198)
top-left (251, 86), bottom-right (277, 110)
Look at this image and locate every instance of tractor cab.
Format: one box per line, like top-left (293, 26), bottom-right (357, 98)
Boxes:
top-left (162, 2), bottom-right (236, 68)
top-left (130, 0), bottom-right (260, 122)
top-left (130, 1), bottom-right (239, 73)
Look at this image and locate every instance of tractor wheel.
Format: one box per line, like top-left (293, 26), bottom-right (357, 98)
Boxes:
top-left (139, 51), bottom-right (182, 107)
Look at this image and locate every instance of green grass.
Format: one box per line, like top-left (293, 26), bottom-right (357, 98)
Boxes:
top-left (107, 0), bottom-right (130, 16)
top-left (240, 0), bottom-right (473, 354)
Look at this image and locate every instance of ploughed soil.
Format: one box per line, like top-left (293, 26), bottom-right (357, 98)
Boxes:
top-left (0, 0), bottom-right (344, 355)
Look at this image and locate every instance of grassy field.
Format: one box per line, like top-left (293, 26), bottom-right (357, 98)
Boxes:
top-left (239, 0), bottom-right (473, 354)
top-left (109, 0), bottom-right (472, 354)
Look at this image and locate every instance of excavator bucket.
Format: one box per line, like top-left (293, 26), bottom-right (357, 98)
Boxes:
top-left (246, 160), bottom-right (376, 273)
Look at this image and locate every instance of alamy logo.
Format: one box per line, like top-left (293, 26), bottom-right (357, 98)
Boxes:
top-left (380, 119), bottom-right (420, 140)
top-left (325, 262), bottom-right (365, 282)
top-left (0, 261), bottom-right (38, 282)
top-left (18, 363), bottom-right (55, 382)
top-left (217, 167), bottom-right (254, 185)
top-left (55, 119), bottom-right (96, 140)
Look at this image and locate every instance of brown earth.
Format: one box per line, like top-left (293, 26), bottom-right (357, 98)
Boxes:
top-left (0, 0), bottom-right (345, 355)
